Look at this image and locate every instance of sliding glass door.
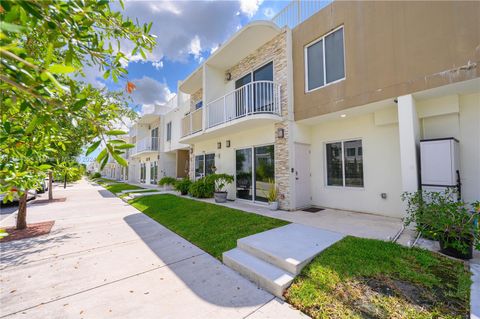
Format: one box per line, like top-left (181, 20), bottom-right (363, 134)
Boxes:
top-left (236, 148), bottom-right (253, 200)
top-left (254, 145), bottom-right (274, 202)
top-left (235, 145), bottom-right (274, 203)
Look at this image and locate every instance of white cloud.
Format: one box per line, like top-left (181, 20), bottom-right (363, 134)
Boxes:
top-left (189, 35), bottom-right (202, 61)
top-left (152, 60), bottom-right (164, 69)
top-left (114, 0), bottom-right (262, 64)
top-left (130, 76), bottom-right (174, 114)
top-left (263, 7), bottom-right (275, 19)
top-left (239, 0), bottom-right (264, 17)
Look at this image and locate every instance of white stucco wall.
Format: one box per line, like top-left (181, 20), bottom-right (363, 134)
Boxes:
top-left (309, 111), bottom-right (404, 217)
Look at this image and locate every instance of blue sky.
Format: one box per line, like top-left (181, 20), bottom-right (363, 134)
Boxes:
top-left (86, 1), bottom-right (291, 115)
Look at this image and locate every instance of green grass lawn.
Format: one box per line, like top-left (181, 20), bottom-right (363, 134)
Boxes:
top-left (103, 182), bottom-right (144, 194)
top-left (130, 194), bottom-right (289, 259)
top-left (285, 236), bottom-right (471, 319)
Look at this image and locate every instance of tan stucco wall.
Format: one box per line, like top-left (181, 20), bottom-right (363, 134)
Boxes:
top-left (293, 1), bottom-right (480, 121)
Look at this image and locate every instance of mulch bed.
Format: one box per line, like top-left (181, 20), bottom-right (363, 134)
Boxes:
top-left (1, 221), bottom-right (55, 242)
top-left (31, 198), bottom-right (66, 204)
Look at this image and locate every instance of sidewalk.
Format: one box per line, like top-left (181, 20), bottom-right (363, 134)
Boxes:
top-left (0, 179), bottom-right (306, 319)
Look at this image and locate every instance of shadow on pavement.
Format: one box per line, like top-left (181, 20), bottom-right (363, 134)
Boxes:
top-left (123, 212), bottom-right (272, 308)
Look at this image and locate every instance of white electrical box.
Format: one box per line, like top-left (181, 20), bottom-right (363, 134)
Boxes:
top-left (420, 138), bottom-right (459, 189)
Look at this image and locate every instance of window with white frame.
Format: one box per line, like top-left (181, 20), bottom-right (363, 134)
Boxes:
top-left (325, 139), bottom-right (363, 187)
top-left (305, 26), bottom-right (345, 91)
top-left (194, 153), bottom-right (215, 179)
top-left (166, 121), bottom-right (172, 141)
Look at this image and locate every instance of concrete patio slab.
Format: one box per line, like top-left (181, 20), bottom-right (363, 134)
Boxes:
top-left (0, 180), bottom-right (306, 319)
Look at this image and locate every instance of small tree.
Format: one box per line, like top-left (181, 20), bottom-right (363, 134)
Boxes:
top-left (0, 0), bottom-right (155, 229)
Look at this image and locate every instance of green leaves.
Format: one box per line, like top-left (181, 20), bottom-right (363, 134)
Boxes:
top-left (47, 64), bottom-right (76, 74)
top-left (86, 140), bottom-right (101, 156)
top-left (105, 130), bottom-right (127, 136)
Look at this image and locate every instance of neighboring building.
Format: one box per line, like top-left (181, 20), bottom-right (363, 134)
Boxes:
top-left (178, 21), bottom-right (294, 209)
top-left (124, 0), bottom-right (479, 218)
top-left (289, 1), bottom-right (479, 217)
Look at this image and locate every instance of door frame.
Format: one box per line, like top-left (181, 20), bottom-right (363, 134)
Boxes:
top-left (235, 143), bottom-right (275, 204)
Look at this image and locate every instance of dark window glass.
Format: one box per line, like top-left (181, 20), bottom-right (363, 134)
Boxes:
top-left (166, 122), bottom-right (172, 141)
top-left (253, 62), bottom-right (274, 112)
top-left (195, 101), bottom-right (203, 109)
top-left (205, 154), bottom-right (215, 176)
top-left (326, 142), bottom-right (343, 186)
top-left (235, 73), bottom-right (252, 116)
top-left (307, 39), bottom-right (324, 90)
top-left (236, 148), bottom-right (252, 200)
top-left (344, 140), bottom-right (363, 187)
top-left (325, 28), bottom-right (345, 83)
top-left (254, 145), bottom-right (275, 202)
top-left (346, 147), bottom-right (355, 157)
top-left (195, 155), bottom-right (204, 179)
top-left (151, 127), bottom-right (159, 150)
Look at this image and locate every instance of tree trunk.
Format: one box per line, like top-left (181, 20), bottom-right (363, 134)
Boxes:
top-left (48, 171), bottom-right (53, 200)
top-left (16, 192), bottom-right (28, 230)
top-left (64, 173), bottom-right (67, 189)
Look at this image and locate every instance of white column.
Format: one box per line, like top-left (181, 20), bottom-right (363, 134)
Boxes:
top-left (145, 161), bottom-right (151, 185)
top-left (397, 94), bottom-right (420, 192)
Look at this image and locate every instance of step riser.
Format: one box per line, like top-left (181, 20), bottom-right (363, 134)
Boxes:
top-left (223, 253), bottom-right (290, 298)
top-left (238, 241), bottom-right (311, 275)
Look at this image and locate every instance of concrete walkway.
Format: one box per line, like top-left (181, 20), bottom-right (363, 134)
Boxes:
top-left (0, 180), bottom-right (306, 319)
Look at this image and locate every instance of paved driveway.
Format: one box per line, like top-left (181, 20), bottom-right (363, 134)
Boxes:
top-left (0, 180), bottom-right (305, 319)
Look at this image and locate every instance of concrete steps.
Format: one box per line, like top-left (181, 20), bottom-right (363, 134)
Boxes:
top-left (223, 249), bottom-right (294, 298)
top-left (223, 223), bottom-right (344, 298)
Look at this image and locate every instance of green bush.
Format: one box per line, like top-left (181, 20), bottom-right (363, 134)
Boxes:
top-left (92, 172), bottom-right (101, 179)
top-left (207, 173), bottom-right (234, 192)
top-left (189, 177), bottom-right (215, 198)
top-left (158, 176), bottom-right (176, 186)
top-left (402, 189), bottom-right (480, 254)
top-left (174, 178), bottom-right (192, 195)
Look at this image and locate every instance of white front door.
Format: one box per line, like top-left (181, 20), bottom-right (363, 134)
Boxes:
top-left (295, 143), bottom-right (311, 209)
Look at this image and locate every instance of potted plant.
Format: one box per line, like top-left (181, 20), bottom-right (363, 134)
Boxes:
top-left (174, 178), bottom-right (192, 195)
top-left (158, 176), bottom-right (176, 190)
top-left (403, 189), bottom-right (479, 260)
top-left (266, 180), bottom-right (279, 210)
top-left (208, 173), bottom-right (234, 203)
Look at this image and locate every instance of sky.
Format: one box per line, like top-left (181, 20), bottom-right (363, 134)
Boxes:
top-left (84, 0), bottom-right (291, 116)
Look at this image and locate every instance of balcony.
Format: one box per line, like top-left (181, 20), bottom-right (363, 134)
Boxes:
top-left (181, 108), bottom-right (203, 137)
top-left (130, 137), bottom-right (159, 157)
top-left (180, 81), bottom-right (282, 143)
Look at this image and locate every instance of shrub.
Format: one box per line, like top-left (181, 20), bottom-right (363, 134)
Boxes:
top-left (402, 189), bottom-right (480, 255)
top-left (189, 177), bottom-right (215, 198)
top-left (265, 180), bottom-right (278, 203)
top-left (174, 178), bottom-right (192, 195)
top-left (158, 176), bottom-right (176, 186)
top-left (92, 172), bottom-right (101, 179)
top-left (207, 173), bottom-right (234, 192)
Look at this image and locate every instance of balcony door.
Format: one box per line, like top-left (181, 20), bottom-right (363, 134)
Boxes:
top-left (236, 145), bottom-right (274, 203)
top-left (235, 73), bottom-right (251, 118)
top-left (151, 127), bottom-right (159, 151)
top-left (253, 62), bottom-right (273, 112)
top-left (234, 62), bottom-right (273, 117)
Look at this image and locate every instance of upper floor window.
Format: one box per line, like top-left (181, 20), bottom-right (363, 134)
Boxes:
top-left (305, 26), bottom-right (345, 92)
top-left (195, 101), bottom-right (203, 110)
top-left (166, 121), bottom-right (172, 141)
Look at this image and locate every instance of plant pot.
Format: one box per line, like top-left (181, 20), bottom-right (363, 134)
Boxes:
top-left (439, 237), bottom-right (473, 260)
top-left (268, 201), bottom-right (278, 211)
top-left (214, 191), bottom-right (228, 203)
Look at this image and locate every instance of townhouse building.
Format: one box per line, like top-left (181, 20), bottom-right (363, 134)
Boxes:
top-left (119, 0), bottom-right (479, 218)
